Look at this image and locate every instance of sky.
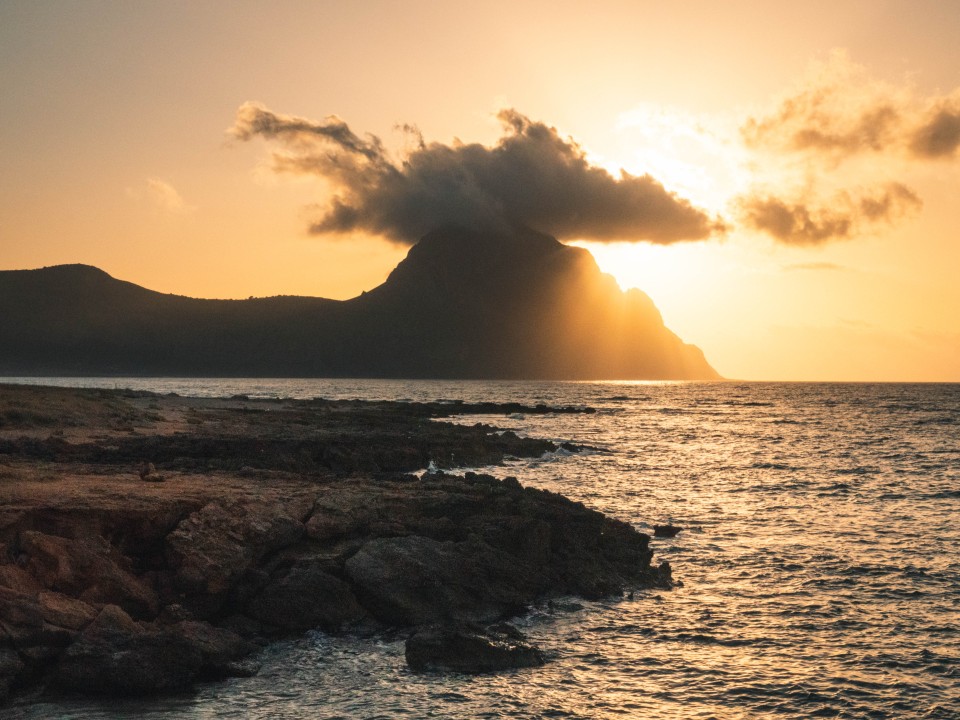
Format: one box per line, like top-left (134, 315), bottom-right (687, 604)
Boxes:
top-left (2, 0), bottom-right (959, 381)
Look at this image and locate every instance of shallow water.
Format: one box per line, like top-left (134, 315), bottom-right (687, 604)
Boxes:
top-left (4, 379), bottom-right (959, 719)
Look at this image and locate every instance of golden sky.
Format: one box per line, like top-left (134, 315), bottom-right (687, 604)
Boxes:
top-left (2, 0), bottom-right (958, 380)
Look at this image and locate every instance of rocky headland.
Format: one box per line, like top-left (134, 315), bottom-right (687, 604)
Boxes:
top-left (0, 226), bottom-right (719, 380)
top-left (0, 384), bottom-right (672, 701)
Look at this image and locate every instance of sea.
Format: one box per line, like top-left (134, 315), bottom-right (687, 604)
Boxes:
top-left (2, 378), bottom-right (959, 720)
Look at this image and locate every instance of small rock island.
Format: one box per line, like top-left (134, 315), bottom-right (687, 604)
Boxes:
top-left (0, 384), bottom-right (672, 700)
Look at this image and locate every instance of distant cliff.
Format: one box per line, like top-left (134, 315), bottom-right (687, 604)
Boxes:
top-left (0, 226), bottom-right (719, 379)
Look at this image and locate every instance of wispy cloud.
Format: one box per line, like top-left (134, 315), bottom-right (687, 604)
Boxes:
top-left (742, 50), bottom-right (960, 161)
top-left (731, 51), bottom-right (958, 245)
top-left (129, 178), bottom-right (195, 214)
top-left (783, 262), bottom-right (846, 272)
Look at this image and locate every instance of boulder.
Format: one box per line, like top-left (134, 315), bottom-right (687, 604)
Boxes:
top-left (165, 500), bottom-right (306, 599)
top-left (475, 517), bottom-right (552, 564)
top-left (653, 524), bottom-right (682, 538)
top-left (6, 624), bottom-right (74, 666)
top-left (344, 535), bottom-right (538, 626)
top-left (0, 586), bottom-right (76, 668)
top-left (37, 591), bottom-right (98, 631)
top-left (17, 531), bottom-right (158, 618)
top-left (0, 564), bottom-right (43, 595)
top-left (246, 562), bottom-right (365, 632)
top-left (55, 605), bottom-right (202, 695)
top-left (55, 606), bottom-right (258, 695)
top-left (304, 512), bottom-right (363, 542)
top-left (0, 586), bottom-right (43, 629)
top-left (168, 621), bottom-right (257, 680)
top-left (405, 624), bottom-right (545, 673)
top-left (655, 560), bottom-right (675, 586)
top-left (0, 647), bottom-right (24, 702)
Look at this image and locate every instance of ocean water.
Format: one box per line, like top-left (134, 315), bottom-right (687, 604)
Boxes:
top-left (3, 379), bottom-right (959, 720)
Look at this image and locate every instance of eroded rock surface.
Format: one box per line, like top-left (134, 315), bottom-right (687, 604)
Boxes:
top-left (56, 605), bottom-right (203, 695)
top-left (405, 623), bottom-right (545, 673)
top-left (0, 385), bottom-right (671, 699)
top-left (247, 562), bottom-right (365, 632)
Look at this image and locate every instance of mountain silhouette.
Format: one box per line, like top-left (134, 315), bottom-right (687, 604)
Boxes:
top-left (0, 226), bottom-right (719, 379)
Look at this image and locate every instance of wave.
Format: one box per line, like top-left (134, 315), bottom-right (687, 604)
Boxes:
top-left (750, 462), bottom-right (800, 471)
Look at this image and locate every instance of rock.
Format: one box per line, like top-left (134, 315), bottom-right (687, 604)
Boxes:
top-left (501, 475), bottom-right (522, 490)
top-left (218, 613), bottom-right (265, 640)
top-left (8, 624), bottom-right (74, 666)
top-left (90, 604), bottom-right (140, 634)
top-left (164, 503), bottom-right (251, 596)
top-left (17, 531), bottom-right (158, 618)
top-left (56, 605), bottom-right (203, 695)
top-left (0, 387), bottom-right (674, 701)
top-left (405, 624), bottom-right (545, 673)
top-left (655, 560), bottom-right (675, 586)
top-left (344, 535), bottom-right (537, 626)
top-left (476, 517), bottom-right (552, 564)
top-left (247, 562), bottom-right (365, 632)
top-left (37, 591), bottom-right (98, 631)
top-left (0, 564), bottom-right (43, 595)
top-left (0, 647), bottom-right (24, 702)
top-left (0, 587), bottom-right (75, 666)
top-left (304, 512), bottom-right (362, 542)
top-left (169, 621), bottom-right (256, 680)
top-left (157, 603), bottom-right (193, 624)
top-left (487, 621), bottom-right (527, 640)
top-left (139, 462), bottom-right (163, 482)
top-left (547, 600), bottom-right (584, 613)
top-left (653, 524), bottom-right (682, 538)
top-left (165, 500), bottom-right (306, 600)
top-left (54, 605), bottom-right (257, 695)
top-left (0, 586), bottom-right (43, 629)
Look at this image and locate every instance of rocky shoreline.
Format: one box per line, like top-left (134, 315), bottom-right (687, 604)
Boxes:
top-left (0, 384), bottom-right (671, 701)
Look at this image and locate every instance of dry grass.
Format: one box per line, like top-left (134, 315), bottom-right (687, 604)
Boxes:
top-left (0, 384), bottom-right (178, 443)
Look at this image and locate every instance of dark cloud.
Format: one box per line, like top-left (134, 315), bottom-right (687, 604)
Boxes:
top-left (909, 102), bottom-right (960, 158)
top-left (230, 102), bottom-right (724, 245)
top-left (739, 196), bottom-right (852, 245)
top-left (738, 183), bottom-right (921, 245)
top-left (230, 103), bottom-right (388, 162)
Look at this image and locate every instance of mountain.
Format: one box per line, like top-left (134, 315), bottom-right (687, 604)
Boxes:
top-left (0, 226), bottom-right (719, 379)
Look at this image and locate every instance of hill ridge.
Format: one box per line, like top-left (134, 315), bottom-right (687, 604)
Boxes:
top-left (0, 228), bottom-right (719, 379)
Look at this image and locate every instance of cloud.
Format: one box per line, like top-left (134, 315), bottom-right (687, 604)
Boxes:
top-left (738, 183), bottom-right (921, 245)
top-left (742, 51), bottom-right (960, 161)
top-left (909, 100), bottom-right (960, 158)
top-left (229, 102), bottom-right (724, 245)
top-left (783, 262), bottom-right (846, 272)
top-left (733, 52), bottom-right (955, 244)
top-left (134, 178), bottom-right (193, 214)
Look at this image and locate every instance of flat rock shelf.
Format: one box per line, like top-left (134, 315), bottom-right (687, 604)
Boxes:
top-left (0, 384), bottom-right (671, 701)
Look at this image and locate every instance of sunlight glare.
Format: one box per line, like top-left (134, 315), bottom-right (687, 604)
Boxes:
top-left (572, 240), bottom-right (709, 298)
top-left (609, 104), bottom-right (750, 215)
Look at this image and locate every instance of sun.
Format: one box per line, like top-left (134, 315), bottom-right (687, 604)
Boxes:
top-left (570, 241), bottom-right (703, 300)
top-left (560, 106), bottom-right (756, 337)
top-left (602, 104), bottom-right (750, 217)
top-left (566, 238), bottom-right (747, 350)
